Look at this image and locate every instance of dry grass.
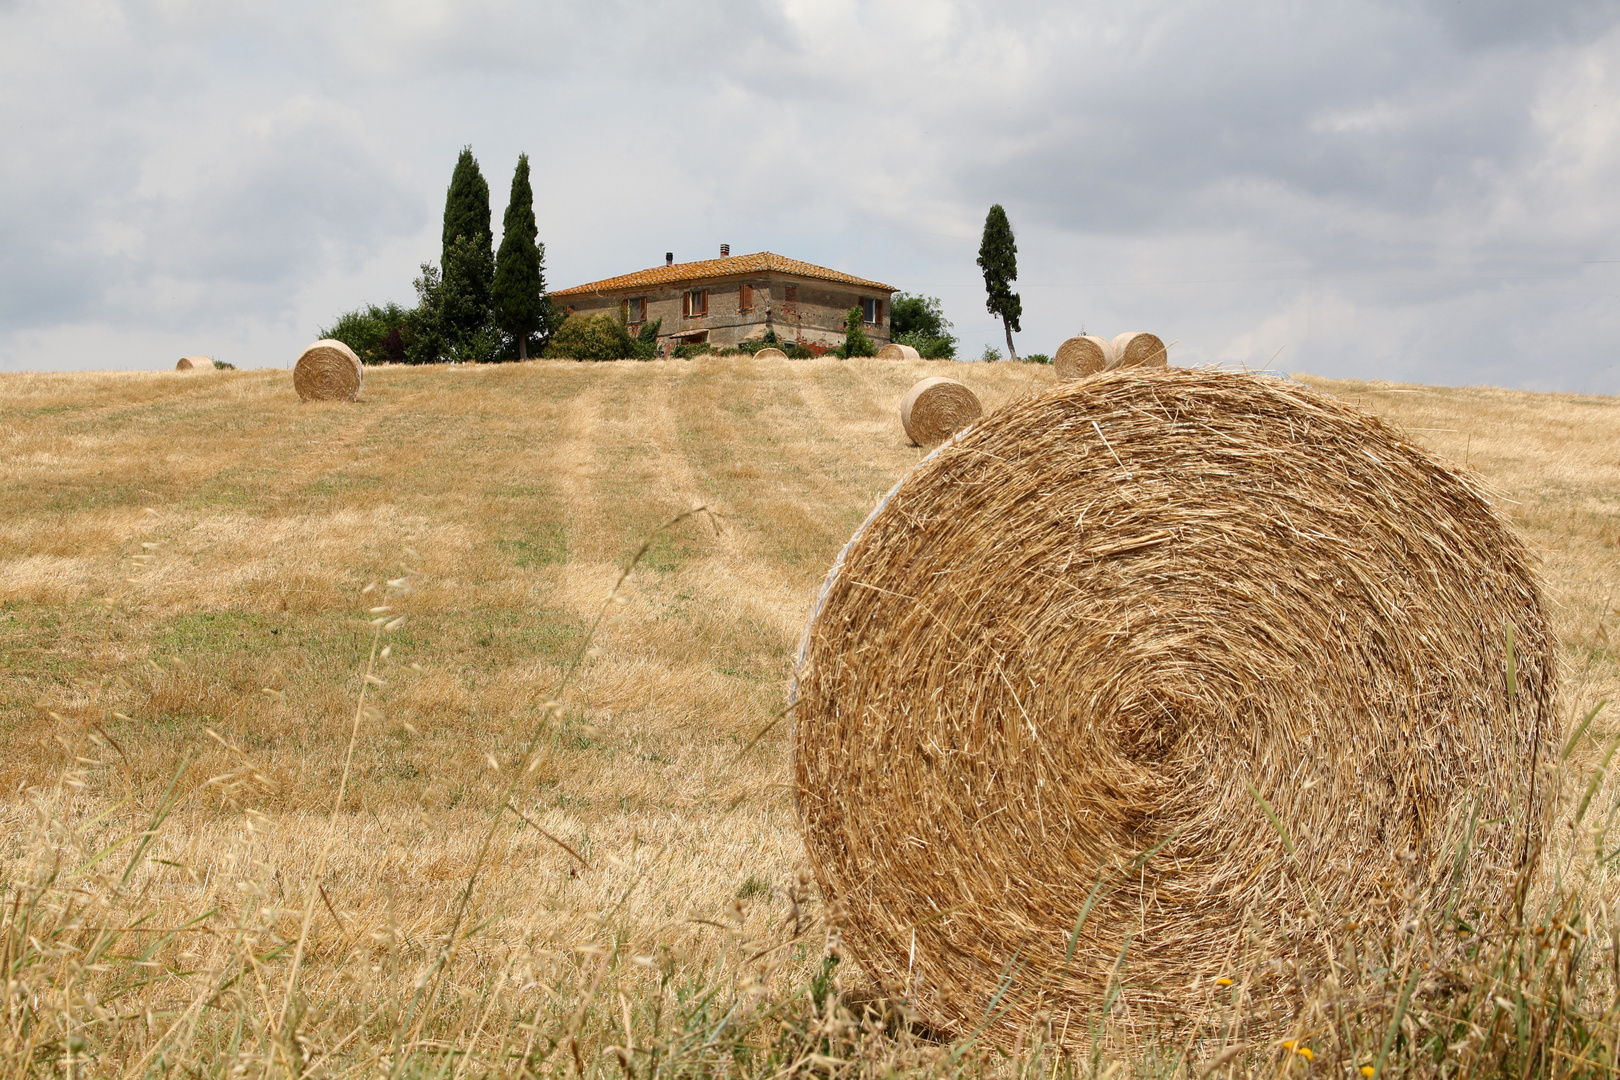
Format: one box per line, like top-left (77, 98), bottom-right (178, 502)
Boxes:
top-left (0, 357), bottom-right (1617, 1076)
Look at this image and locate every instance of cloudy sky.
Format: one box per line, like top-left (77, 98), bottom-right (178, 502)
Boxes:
top-left (3, 0), bottom-right (1619, 391)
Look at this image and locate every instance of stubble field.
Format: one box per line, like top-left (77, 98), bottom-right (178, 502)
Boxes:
top-left (1, 356), bottom-right (1618, 1077)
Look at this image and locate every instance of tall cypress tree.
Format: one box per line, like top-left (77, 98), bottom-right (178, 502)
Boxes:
top-left (491, 154), bottom-right (547, 361)
top-left (442, 147), bottom-right (493, 267)
top-left (439, 147), bottom-right (495, 359)
top-left (977, 204), bottom-right (1022, 362)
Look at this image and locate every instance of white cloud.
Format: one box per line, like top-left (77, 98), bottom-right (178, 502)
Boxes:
top-left (2, 0), bottom-right (1619, 390)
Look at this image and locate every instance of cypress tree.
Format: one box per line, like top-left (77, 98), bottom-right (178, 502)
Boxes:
top-left (442, 146), bottom-right (493, 267)
top-left (491, 154), bottom-right (546, 361)
top-left (439, 147), bottom-right (495, 359)
top-left (977, 204), bottom-right (1022, 362)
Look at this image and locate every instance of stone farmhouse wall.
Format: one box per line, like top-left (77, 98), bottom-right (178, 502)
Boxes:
top-left (556, 272), bottom-right (891, 353)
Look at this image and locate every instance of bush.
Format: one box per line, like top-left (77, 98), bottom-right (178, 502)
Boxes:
top-left (319, 303), bottom-right (413, 365)
top-left (841, 307), bottom-right (877, 358)
top-left (672, 342), bottom-right (714, 359)
top-left (979, 344), bottom-right (1003, 362)
top-left (629, 319), bottom-right (661, 360)
top-left (1022, 353), bottom-right (1052, 364)
top-left (211, 359), bottom-right (236, 370)
top-left (894, 330), bottom-right (956, 359)
top-left (542, 313), bottom-right (635, 361)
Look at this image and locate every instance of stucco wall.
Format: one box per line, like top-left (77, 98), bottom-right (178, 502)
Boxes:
top-left (553, 271), bottom-right (890, 353)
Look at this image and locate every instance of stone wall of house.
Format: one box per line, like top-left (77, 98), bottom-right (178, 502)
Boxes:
top-left (553, 272), bottom-right (890, 353)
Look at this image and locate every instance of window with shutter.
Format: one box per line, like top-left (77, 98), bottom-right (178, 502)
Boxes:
top-left (739, 284), bottom-right (754, 311)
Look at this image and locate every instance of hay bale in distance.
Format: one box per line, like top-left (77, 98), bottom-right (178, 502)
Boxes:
top-left (1109, 331), bottom-right (1168, 369)
top-left (754, 347), bottom-right (789, 360)
top-left (1051, 335), bottom-right (1113, 381)
top-left (795, 368), bottom-right (1554, 1042)
top-left (898, 376), bottom-right (982, 447)
top-left (175, 356), bottom-right (212, 371)
top-left (878, 342), bottom-right (921, 360)
top-left (293, 339), bottom-right (363, 402)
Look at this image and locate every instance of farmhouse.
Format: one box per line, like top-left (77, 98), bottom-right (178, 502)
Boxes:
top-left (550, 248), bottom-right (894, 354)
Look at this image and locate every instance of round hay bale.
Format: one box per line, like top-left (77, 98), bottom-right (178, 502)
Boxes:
top-left (898, 376), bottom-right (982, 447)
top-left (175, 356), bottom-right (212, 371)
top-left (293, 339), bottom-right (363, 402)
top-left (878, 343), bottom-right (922, 360)
top-left (754, 347), bottom-right (789, 360)
top-left (1051, 335), bottom-right (1113, 381)
top-left (1108, 331), bottom-right (1168, 369)
top-left (795, 368), bottom-right (1554, 1042)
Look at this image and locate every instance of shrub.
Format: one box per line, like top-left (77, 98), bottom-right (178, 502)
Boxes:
top-left (979, 344), bottom-right (1003, 362)
top-left (1022, 353), bottom-right (1052, 364)
top-left (211, 359), bottom-right (236, 370)
top-left (542, 313), bottom-right (635, 361)
top-left (629, 319), bottom-right (661, 360)
top-left (841, 307), bottom-right (877, 358)
top-left (319, 303), bottom-right (413, 365)
top-left (894, 330), bottom-right (956, 359)
top-left (672, 342), bottom-right (714, 359)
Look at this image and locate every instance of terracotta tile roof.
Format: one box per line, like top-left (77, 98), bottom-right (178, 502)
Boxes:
top-left (550, 251), bottom-right (894, 297)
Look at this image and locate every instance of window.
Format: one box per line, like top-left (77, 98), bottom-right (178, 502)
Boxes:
top-left (683, 290), bottom-right (708, 317)
top-left (862, 297), bottom-right (882, 325)
top-left (626, 296), bottom-right (647, 323)
top-left (739, 283), bottom-right (754, 311)
top-left (783, 285), bottom-right (797, 315)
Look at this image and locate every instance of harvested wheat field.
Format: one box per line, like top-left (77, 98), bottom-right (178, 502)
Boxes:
top-left (0, 357), bottom-right (1618, 1078)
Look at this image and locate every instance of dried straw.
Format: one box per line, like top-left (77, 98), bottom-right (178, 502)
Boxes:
top-left (878, 343), bottom-right (922, 360)
top-left (175, 356), bottom-right (212, 371)
top-left (795, 368), bottom-right (1554, 1043)
top-left (293, 339), bottom-right (363, 402)
top-left (898, 376), bottom-right (982, 447)
top-left (1108, 331), bottom-right (1168, 369)
top-left (754, 347), bottom-right (789, 360)
top-left (1052, 335), bottom-right (1113, 381)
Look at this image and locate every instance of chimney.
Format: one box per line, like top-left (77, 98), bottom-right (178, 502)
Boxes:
top-left (720, 243), bottom-right (730, 257)
top-left (665, 252), bottom-right (673, 266)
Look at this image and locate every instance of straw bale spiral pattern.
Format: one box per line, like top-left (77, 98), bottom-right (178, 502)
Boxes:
top-left (899, 377), bottom-right (982, 447)
top-left (878, 343), bottom-right (922, 360)
top-left (293, 339), bottom-right (364, 402)
top-left (795, 368), bottom-right (1554, 1041)
top-left (1108, 331), bottom-right (1167, 370)
top-left (1052, 335), bottom-right (1113, 381)
top-left (754, 347), bottom-right (789, 360)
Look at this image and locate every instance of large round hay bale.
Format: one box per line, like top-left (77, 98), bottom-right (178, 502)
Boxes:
top-left (293, 339), bottom-right (363, 402)
top-left (795, 368), bottom-right (1554, 1042)
top-left (898, 376), bottom-right (982, 447)
top-left (878, 343), bottom-right (921, 360)
top-left (754, 347), bottom-right (789, 360)
top-left (1051, 335), bottom-right (1113, 381)
top-left (1108, 331), bottom-right (1167, 369)
top-left (175, 356), bottom-right (212, 371)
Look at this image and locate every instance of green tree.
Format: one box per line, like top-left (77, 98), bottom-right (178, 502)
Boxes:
top-left (840, 306), bottom-right (877, 358)
top-left (491, 154), bottom-right (548, 361)
top-left (440, 148), bottom-right (495, 357)
top-left (977, 204), bottom-right (1022, 362)
top-left (319, 303), bottom-right (412, 364)
top-left (443, 147), bottom-right (493, 267)
top-left (890, 292), bottom-right (951, 339)
top-left (542, 313), bottom-right (635, 361)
